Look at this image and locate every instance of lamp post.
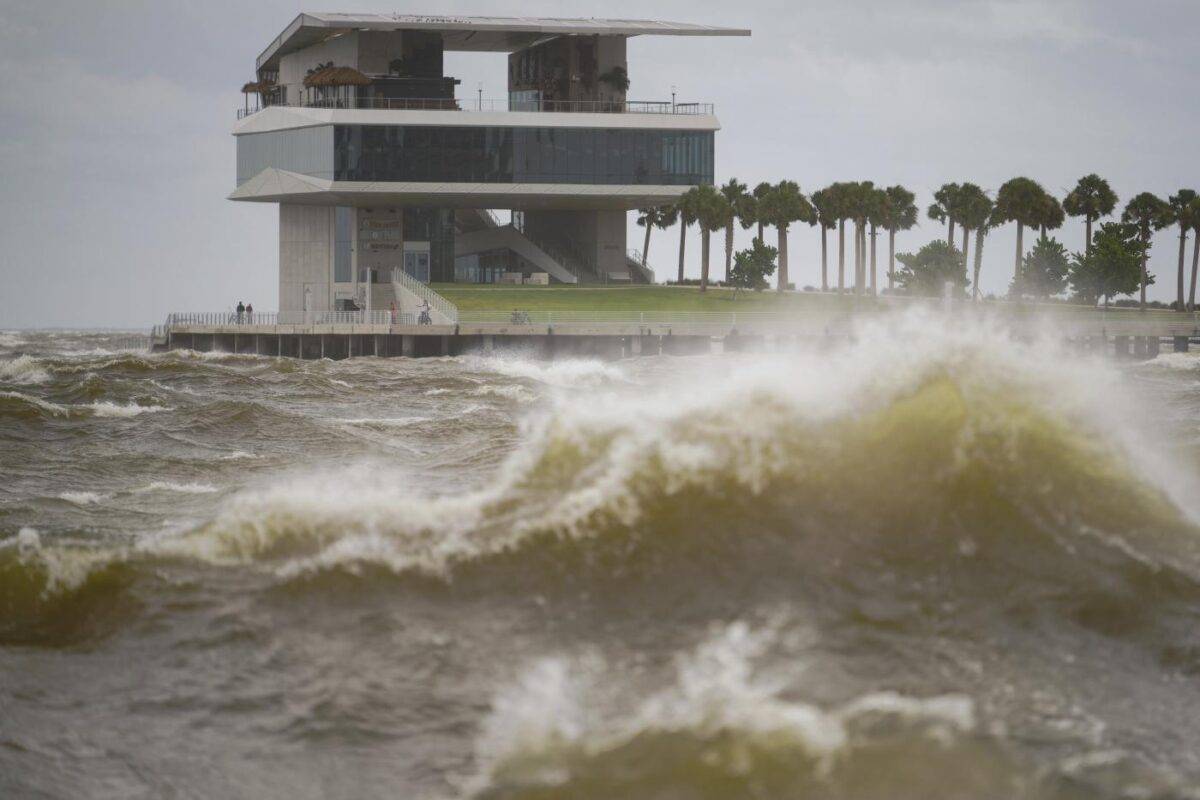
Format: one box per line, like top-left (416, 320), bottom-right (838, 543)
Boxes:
top-left (477, 81), bottom-right (483, 111)
top-left (671, 84), bottom-right (677, 113)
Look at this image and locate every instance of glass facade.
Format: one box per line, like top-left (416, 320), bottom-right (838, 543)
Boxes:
top-left (334, 125), bottom-right (713, 185)
top-left (238, 124), bottom-right (713, 187)
top-left (236, 126), bottom-right (334, 185)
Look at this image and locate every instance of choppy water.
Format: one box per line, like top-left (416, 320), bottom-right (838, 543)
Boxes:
top-left (2, 315), bottom-right (1200, 799)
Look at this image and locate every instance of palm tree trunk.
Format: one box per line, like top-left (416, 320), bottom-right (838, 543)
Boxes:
top-left (947, 219), bottom-right (955, 245)
top-left (642, 222), bottom-right (652, 267)
top-left (757, 221), bottom-right (763, 243)
top-left (962, 227), bottom-right (971, 283)
top-left (777, 225), bottom-right (789, 292)
top-left (700, 229), bottom-right (710, 293)
top-left (888, 228), bottom-right (896, 291)
top-left (860, 224), bottom-right (867, 294)
top-left (677, 220), bottom-right (687, 284)
top-left (1177, 225), bottom-right (1188, 310)
top-left (837, 220), bottom-right (845, 294)
top-left (852, 221), bottom-right (861, 294)
top-left (820, 226), bottom-right (828, 292)
top-left (1014, 222), bottom-right (1024, 283)
top-left (725, 220), bottom-right (734, 283)
top-left (1085, 217), bottom-right (1094, 257)
top-left (869, 224), bottom-right (878, 295)
top-left (1189, 232), bottom-right (1199, 311)
top-left (973, 227), bottom-right (986, 301)
top-left (1140, 230), bottom-right (1149, 310)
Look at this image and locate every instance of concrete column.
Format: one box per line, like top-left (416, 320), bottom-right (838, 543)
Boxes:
top-left (1133, 337), bottom-right (1148, 358)
top-left (402, 335), bottom-right (415, 357)
top-left (1147, 337), bottom-right (1160, 358)
top-left (1114, 335), bottom-right (1130, 359)
top-left (1174, 336), bottom-right (1190, 353)
top-left (440, 336), bottom-right (451, 356)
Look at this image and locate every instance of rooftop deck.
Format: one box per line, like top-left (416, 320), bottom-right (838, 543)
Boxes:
top-left (237, 97), bottom-right (714, 120)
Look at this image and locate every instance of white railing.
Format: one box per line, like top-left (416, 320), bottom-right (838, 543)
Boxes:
top-left (391, 269), bottom-right (459, 323)
top-left (166, 310), bottom-right (414, 327)
top-left (166, 311), bottom-right (280, 326)
top-left (238, 97), bottom-right (715, 119)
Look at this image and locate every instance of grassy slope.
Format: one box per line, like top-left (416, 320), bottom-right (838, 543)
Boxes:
top-left (429, 284), bottom-right (1174, 316)
top-left (431, 285), bottom-right (844, 312)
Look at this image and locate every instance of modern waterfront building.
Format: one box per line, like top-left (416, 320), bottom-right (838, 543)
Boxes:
top-left (232, 13), bottom-right (749, 319)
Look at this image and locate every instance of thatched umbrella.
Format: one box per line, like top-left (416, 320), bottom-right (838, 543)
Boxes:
top-left (303, 66), bottom-right (371, 107)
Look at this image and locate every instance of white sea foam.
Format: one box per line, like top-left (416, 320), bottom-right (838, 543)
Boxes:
top-left (0, 355), bottom-right (50, 385)
top-left (473, 384), bottom-right (539, 403)
top-left (135, 481), bottom-right (219, 495)
top-left (85, 401), bottom-right (172, 418)
top-left (58, 491), bottom-right (109, 505)
top-left (0, 390), bottom-right (69, 416)
top-left (0, 333), bottom-right (25, 350)
top-left (337, 416), bottom-right (431, 428)
top-left (472, 622), bottom-right (974, 789)
top-left (474, 356), bottom-right (626, 388)
top-left (1146, 351), bottom-right (1200, 371)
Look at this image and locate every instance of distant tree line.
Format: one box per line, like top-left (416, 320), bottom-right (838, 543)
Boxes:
top-left (636, 176), bottom-right (1200, 309)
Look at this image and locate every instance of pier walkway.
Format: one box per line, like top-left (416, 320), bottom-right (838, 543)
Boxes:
top-left (151, 308), bottom-right (1200, 360)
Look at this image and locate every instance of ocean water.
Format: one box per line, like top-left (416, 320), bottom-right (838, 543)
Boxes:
top-left (2, 314), bottom-right (1200, 799)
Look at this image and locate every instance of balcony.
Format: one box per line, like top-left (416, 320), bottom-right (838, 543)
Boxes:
top-left (236, 97), bottom-right (715, 120)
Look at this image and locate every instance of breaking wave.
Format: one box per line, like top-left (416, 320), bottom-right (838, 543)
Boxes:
top-left (467, 622), bottom-right (1196, 800)
top-left (0, 355), bottom-right (50, 384)
top-left (6, 313), bottom-right (1200, 646)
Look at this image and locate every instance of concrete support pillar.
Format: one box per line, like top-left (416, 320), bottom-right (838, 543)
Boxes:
top-left (1114, 335), bottom-right (1130, 359)
top-left (484, 335), bottom-right (495, 353)
top-left (1174, 336), bottom-right (1190, 353)
top-left (440, 336), bottom-right (450, 356)
top-left (1147, 337), bottom-right (1160, 358)
top-left (402, 335), bottom-right (416, 357)
top-left (1133, 336), bottom-right (1148, 358)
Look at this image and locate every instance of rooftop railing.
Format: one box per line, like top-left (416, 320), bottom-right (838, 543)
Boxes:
top-left (237, 97), bottom-right (714, 119)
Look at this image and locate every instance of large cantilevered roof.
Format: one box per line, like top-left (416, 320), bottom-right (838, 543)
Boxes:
top-left (257, 13), bottom-right (751, 70)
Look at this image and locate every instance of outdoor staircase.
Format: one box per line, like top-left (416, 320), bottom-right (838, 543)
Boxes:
top-left (390, 269), bottom-right (458, 324)
top-left (454, 224), bottom-right (586, 284)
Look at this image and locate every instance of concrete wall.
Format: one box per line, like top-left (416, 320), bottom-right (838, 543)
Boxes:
top-left (522, 209), bottom-right (628, 279)
top-left (279, 204), bottom-right (335, 313)
top-left (278, 32), bottom-right (360, 106)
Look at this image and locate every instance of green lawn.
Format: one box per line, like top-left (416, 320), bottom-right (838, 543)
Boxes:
top-left (429, 284), bottom-right (1184, 316)
top-left (432, 284), bottom-right (858, 312)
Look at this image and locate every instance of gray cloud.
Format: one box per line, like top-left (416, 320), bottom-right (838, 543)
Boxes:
top-left (1, 0), bottom-right (1196, 327)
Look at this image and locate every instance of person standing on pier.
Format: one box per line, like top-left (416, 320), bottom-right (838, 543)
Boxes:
top-left (236, 301), bottom-right (245, 324)
top-left (245, 302), bottom-right (254, 324)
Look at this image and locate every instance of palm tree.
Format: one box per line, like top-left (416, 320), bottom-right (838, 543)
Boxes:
top-left (866, 186), bottom-right (889, 295)
top-left (675, 192), bottom-right (701, 284)
top-left (810, 186), bottom-right (837, 292)
top-left (955, 185), bottom-right (994, 299)
top-left (719, 179), bottom-right (751, 283)
top-left (757, 180), bottom-right (815, 292)
top-left (635, 207), bottom-right (668, 269)
top-left (1122, 192), bottom-right (1173, 310)
top-left (828, 182), bottom-right (852, 293)
top-left (1167, 190), bottom-right (1198, 309)
top-left (1190, 197), bottom-right (1200, 311)
top-left (994, 177), bottom-right (1048, 284)
top-left (1034, 193), bottom-right (1065, 238)
top-left (882, 185), bottom-right (917, 291)
top-left (842, 181), bottom-right (875, 294)
top-left (689, 185), bottom-right (731, 293)
top-left (1063, 174), bottom-right (1118, 257)
top-left (752, 182), bottom-right (773, 242)
top-left (928, 183), bottom-right (962, 244)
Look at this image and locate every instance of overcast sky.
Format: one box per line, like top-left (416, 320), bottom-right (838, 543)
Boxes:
top-left (1, 0), bottom-right (1197, 328)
